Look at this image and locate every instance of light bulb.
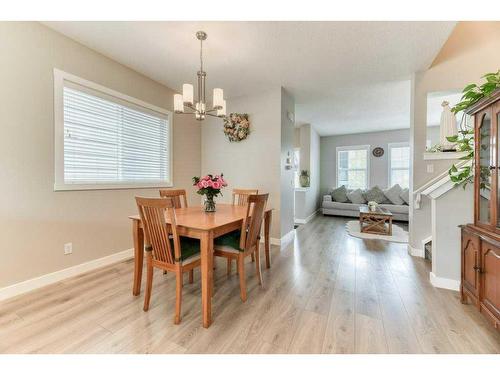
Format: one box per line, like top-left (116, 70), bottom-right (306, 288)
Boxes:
top-left (182, 84), bottom-right (194, 105)
top-left (213, 88), bottom-right (223, 109)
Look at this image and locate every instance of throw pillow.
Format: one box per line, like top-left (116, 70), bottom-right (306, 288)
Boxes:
top-left (384, 184), bottom-right (404, 205)
top-left (363, 186), bottom-right (386, 204)
top-left (331, 185), bottom-right (349, 203)
top-left (400, 188), bottom-right (410, 205)
top-left (347, 189), bottom-right (366, 204)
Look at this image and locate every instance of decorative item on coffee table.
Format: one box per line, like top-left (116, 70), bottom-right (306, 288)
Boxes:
top-left (192, 174), bottom-right (228, 212)
top-left (359, 205), bottom-right (393, 236)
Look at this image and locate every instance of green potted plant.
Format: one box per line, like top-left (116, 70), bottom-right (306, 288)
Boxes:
top-left (448, 70), bottom-right (500, 188)
top-left (299, 170), bottom-right (310, 188)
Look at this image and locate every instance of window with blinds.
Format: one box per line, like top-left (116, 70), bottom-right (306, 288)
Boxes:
top-left (389, 143), bottom-right (410, 188)
top-left (54, 70), bottom-right (172, 190)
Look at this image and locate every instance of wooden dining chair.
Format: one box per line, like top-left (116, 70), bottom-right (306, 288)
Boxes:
top-left (159, 189), bottom-right (188, 208)
top-left (135, 196), bottom-right (201, 324)
top-left (231, 188), bottom-right (259, 263)
top-left (214, 193), bottom-right (269, 302)
top-left (232, 188), bottom-right (258, 206)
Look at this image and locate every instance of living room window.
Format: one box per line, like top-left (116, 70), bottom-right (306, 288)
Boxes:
top-left (336, 145), bottom-right (370, 189)
top-left (389, 142), bottom-right (410, 188)
top-left (53, 69), bottom-right (172, 191)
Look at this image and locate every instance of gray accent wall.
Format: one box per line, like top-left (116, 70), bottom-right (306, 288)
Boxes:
top-left (320, 128), bottom-right (410, 194)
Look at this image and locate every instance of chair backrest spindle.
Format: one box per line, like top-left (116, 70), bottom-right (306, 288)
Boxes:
top-left (239, 194), bottom-right (268, 251)
top-left (232, 188), bottom-right (259, 206)
top-left (159, 189), bottom-right (188, 208)
top-left (136, 196), bottom-right (181, 265)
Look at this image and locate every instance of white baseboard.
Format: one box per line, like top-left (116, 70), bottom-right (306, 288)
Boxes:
top-left (280, 229), bottom-right (295, 249)
top-left (429, 272), bottom-right (460, 291)
top-left (295, 209), bottom-right (319, 225)
top-left (407, 244), bottom-right (425, 258)
top-left (0, 248), bottom-right (134, 302)
top-left (260, 237), bottom-right (281, 246)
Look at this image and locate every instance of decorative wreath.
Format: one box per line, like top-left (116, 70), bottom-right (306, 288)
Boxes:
top-left (223, 113), bottom-right (250, 142)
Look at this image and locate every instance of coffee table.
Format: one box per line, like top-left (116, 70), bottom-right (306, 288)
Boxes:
top-left (359, 205), bottom-right (393, 235)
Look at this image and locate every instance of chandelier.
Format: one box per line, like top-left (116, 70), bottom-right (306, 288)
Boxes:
top-left (173, 31), bottom-right (226, 121)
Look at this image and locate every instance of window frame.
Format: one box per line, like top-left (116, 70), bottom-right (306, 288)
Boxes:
top-left (336, 145), bottom-right (370, 190)
top-left (53, 69), bottom-right (173, 191)
top-left (388, 142), bottom-right (410, 188)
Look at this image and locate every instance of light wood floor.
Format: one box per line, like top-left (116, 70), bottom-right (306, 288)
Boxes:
top-left (1, 215), bottom-right (499, 354)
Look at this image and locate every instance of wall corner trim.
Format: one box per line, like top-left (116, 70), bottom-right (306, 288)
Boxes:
top-left (407, 244), bottom-right (425, 258)
top-left (294, 209), bottom-right (320, 225)
top-left (0, 248), bottom-right (134, 302)
top-left (429, 272), bottom-right (460, 291)
top-left (280, 230), bottom-right (295, 249)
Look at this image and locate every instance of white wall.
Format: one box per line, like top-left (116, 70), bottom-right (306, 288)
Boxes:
top-left (0, 22), bottom-right (201, 288)
top-left (202, 88), bottom-right (282, 239)
top-left (280, 88), bottom-right (296, 239)
top-left (431, 185), bottom-right (474, 282)
top-left (320, 128), bottom-right (410, 194)
top-left (294, 124), bottom-right (321, 222)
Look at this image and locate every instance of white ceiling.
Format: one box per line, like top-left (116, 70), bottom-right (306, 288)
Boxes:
top-left (42, 21), bottom-right (456, 136)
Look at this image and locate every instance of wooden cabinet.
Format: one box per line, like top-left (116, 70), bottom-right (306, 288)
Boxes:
top-left (480, 240), bottom-right (500, 326)
top-left (461, 228), bottom-right (480, 304)
top-left (460, 225), bottom-right (500, 329)
top-left (460, 90), bottom-right (500, 330)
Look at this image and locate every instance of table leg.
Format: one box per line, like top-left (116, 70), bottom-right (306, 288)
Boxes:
top-left (200, 231), bottom-right (213, 328)
top-left (132, 220), bottom-right (144, 296)
top-left (264, 210), bottom-right (272, 269)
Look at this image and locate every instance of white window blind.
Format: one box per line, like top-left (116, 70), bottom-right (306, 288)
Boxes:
top-left (337, 146), bottom-right (369, 190)
top-left (389, 143), bottom-right (410, 188)
top-left (54, 69), bottom-right (172, 190)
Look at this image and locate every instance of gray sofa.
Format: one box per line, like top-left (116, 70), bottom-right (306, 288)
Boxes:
top-left (322, 195), bottom-right (409, 221)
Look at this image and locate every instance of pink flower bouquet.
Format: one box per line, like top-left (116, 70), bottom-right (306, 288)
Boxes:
top-left (192, 174), bottom-right (228, 212)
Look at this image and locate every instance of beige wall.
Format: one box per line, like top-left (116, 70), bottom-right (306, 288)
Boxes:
top-left (0, 22), bottom-right (201, 288)
top-left (410, 21), bottom-right (500, 251)
top-left (201, 88), bottom-right (282, 239)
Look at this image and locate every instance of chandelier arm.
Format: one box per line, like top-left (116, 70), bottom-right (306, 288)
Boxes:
top-left (177, 109), bottom-right (197, 115)
top-left (206, 113), bottom-right (221, 118)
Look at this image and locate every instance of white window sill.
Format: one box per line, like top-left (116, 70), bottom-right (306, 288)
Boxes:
top-left (54, 181), bottom-right (173, 191)
top-left (423, 151), bottom-right (469, 160)
top-left (295, 187), bottom-right (309, 192)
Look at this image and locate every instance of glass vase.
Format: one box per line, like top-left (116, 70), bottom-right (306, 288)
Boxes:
top-left (204, 196), bottom-right (216, 212)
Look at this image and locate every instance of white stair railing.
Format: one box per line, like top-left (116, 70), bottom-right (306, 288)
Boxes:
top-left (413, 159), bottom-right (469, 209)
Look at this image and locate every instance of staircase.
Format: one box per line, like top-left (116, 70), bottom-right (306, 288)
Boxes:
top-left (411, 160), bottom-right (473, 290)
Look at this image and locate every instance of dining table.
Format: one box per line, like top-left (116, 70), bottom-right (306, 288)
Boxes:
top-left (129, 203), bottom-right (273, 328)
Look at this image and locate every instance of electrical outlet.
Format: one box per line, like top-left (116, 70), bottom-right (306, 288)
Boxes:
top-left (426, 164), bottom-right (434, 173)
top-left (64, 243), bottom-right (73, 255)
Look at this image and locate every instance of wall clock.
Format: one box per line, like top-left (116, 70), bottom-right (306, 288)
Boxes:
top-left (372, 147), bottom-right (384, 157)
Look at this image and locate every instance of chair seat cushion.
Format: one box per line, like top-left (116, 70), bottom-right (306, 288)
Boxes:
top-left (214, 230), bottom-right (243, 252)
top-left (170, 236), bottom-right (201, 261)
